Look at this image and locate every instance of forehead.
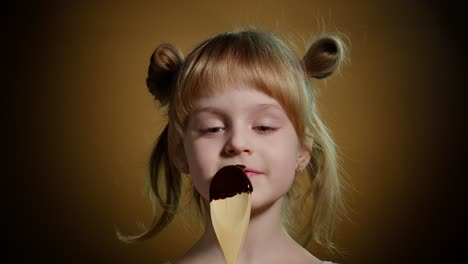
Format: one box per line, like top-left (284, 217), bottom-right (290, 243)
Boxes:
top-left (191, 85), bottom-right (282, 112)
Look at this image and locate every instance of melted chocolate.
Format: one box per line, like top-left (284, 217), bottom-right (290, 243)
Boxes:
top-left (209, 165), bottom-right (253, 201)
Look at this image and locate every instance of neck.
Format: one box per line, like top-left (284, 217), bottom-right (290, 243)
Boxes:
top-left (199, 197), bottom-right (294, 262)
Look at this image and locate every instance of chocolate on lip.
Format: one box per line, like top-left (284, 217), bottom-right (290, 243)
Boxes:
top-left (209, 164), bottom-right (253, 201)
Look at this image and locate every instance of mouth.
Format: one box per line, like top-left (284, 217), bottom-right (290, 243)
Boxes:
top-left (241, 166), bottom-right (263, 177)
top-left (228, 164), bottom-right (262, 177)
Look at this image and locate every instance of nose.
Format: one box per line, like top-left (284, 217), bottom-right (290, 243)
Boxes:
top-left (223, 128), bottom-right (252, 156)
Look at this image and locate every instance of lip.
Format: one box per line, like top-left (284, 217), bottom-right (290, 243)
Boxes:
top-left (243, 167), bottom-right (263, 177)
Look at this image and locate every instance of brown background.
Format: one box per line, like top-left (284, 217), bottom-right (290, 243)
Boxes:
top-left (8, 0), bottom-right (465, 263)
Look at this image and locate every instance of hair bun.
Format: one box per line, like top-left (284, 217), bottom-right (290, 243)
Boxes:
top-left (302, 35), bottom-right (346, 79)
top-left (146, 44), bottom-right (184, 106)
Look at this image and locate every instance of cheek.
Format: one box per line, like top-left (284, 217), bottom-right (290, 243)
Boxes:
top-left (269, 150), bottom-right (297, 186)
top-left (184, 138), bottom-right (221, 200)
top-left (249, 150), bottom-right (297, 211)
top-left (267, 135), bottom-right (300, 189)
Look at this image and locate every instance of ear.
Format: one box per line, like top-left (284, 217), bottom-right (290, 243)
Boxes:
top-left (296, 142), bottom-right (312, 172)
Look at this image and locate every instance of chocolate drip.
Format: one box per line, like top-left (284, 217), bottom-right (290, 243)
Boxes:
top-left (209, 165), bottom-right (253, 201)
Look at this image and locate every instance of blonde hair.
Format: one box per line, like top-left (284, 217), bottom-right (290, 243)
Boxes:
top-left (118, 27), bottom-right (348, 253)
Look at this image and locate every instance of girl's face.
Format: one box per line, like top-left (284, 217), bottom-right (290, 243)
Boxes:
top-left (183, 85), bottom-right (308, 211)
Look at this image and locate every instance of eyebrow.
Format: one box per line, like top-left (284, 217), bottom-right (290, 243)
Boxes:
top-left (192, 103), bottom-right (283, 116)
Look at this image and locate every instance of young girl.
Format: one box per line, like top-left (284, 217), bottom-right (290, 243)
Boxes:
top-left (119, 27), bottom-right (348, 264)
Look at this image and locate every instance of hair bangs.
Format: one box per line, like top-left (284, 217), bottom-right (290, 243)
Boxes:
top-left (178, 31), bottom-right (306, 134)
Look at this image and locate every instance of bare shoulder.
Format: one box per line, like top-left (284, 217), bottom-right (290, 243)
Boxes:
top-left (170, 245), bottom-right (221, 264)
top-left (275, 241), bottom-right (323, 264)
top-left (295, 248), bottom-right (323, 264)
top-left (171, 255), bottom-right (219, 264)
top-left (170, 253), bottom-right (205, 264)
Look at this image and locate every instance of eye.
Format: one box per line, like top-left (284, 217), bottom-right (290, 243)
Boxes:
top-left (203, 127), bottom-right (225, 133)
top-left (254, 126), bottom-right (278, 134)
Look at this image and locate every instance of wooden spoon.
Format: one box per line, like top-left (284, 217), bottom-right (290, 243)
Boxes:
top-left (210, 165), bottom-right (253, 264)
